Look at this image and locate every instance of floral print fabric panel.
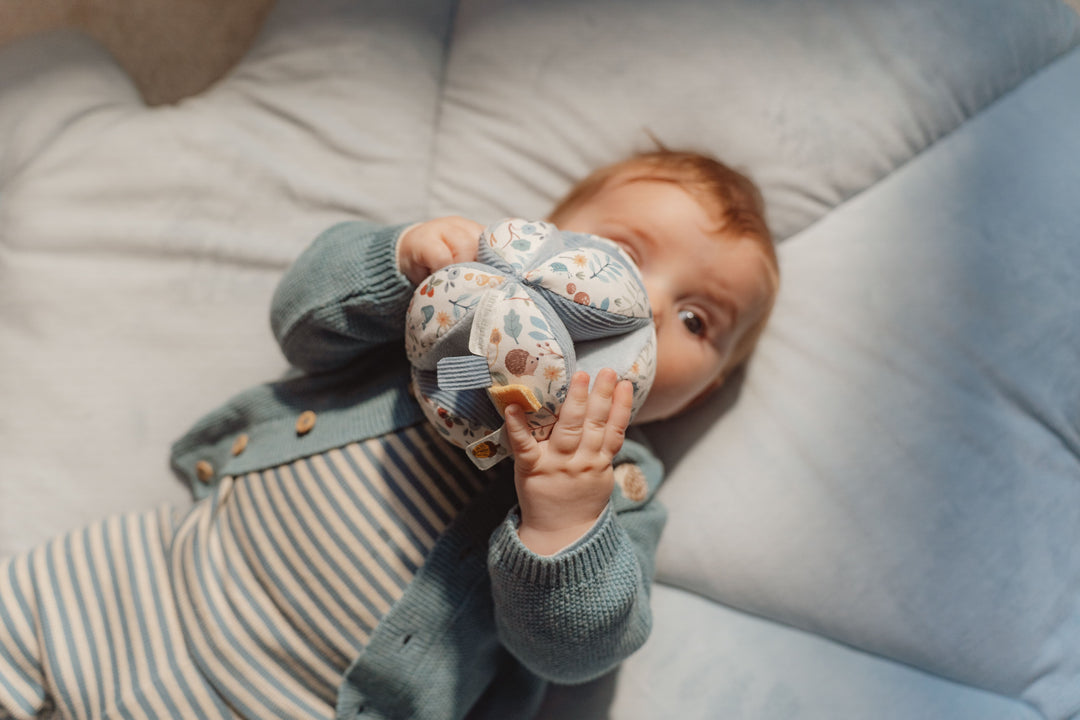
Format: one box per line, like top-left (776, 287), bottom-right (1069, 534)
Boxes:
top-left (405, 218), bottom-right (657, 468)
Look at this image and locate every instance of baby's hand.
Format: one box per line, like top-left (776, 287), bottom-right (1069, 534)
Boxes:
top-left (397, 216), bottom-right (484, 285)
top-left (504, 369), bottom-right (634, 556)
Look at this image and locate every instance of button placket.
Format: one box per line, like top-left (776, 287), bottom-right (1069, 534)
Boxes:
top-left (295, 410), bottom-right (317, 435)
top-left (231, 433), bottom-right (249, 456)
top-left (195, 460), bottom-right (214, 484)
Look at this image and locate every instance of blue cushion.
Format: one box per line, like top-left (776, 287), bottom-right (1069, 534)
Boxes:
top-left (647, 45), bottom-right (1080, 717)
top-left (432, 0), bottom-right (1080, 240)
top-left (539, 583), bottom-right (1043, 720)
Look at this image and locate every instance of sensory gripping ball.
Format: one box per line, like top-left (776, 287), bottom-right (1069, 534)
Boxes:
top-left (404, 218), bottom-right (657, 469)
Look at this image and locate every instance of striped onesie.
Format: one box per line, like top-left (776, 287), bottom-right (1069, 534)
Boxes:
top-left (0, 422), bottom-right (489, 720)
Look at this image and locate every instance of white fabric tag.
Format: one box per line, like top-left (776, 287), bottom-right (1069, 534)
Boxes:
top-left (465, 426), bottom-right (511, 470)
top-left (468, 288), bottom-right (506, 358)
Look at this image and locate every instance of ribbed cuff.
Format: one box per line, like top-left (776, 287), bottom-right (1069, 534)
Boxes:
top-left (352, 221), bottom-right (417, 315)
top-left (489, 504), bottom-right (630, 588)
top-left (393, 222), bottom-right (422, 278)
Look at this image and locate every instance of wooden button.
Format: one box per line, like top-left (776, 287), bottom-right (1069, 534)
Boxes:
top-left (231, 433), bottom-right (249, 456)
top-left (295, 410), bottom-right (317, 436)
top-left (195, 460), bottom-right (214, 484)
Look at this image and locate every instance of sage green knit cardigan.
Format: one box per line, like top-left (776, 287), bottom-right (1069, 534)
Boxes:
top-left (171, 221), bottom-right (667, 720)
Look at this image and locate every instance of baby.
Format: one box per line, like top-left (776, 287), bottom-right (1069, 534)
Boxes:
top-left (0, 150), bottom-right (778, 720)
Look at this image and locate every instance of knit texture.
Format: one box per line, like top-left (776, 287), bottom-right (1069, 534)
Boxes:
top-left (160, 220), bottom-right (668, 720)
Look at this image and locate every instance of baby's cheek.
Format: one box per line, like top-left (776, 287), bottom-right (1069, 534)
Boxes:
top-left (647, 346), bottom-right (697, 414)
top-left (661, 339), bottom-right (724, 398)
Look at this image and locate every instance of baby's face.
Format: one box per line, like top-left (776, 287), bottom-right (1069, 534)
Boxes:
top-left (554, 179), bottom-right (777, 422)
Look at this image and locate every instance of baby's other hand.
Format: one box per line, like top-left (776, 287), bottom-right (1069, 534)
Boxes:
top-left (397, 216), bottom-right (484, 285)
top-left (504, 369), bottom-right (634, 556)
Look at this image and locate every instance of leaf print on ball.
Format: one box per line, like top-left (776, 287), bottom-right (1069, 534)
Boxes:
top-left (501, 223), bottom-right (540, 254)
top-left (448, 292), bottom-right (480, 319)
top-left (504, 308), bottom-right (523, 342)
top-left (527, 315), bottom-right (552, 342)
top-left (420, 304), bottom-right (435, 329)
top-left (528, 245), bottom-right (650, 320)
top-left (587, 253), bottom-right (624, 283)
top-left (484, 218), bottom-right (553, 270)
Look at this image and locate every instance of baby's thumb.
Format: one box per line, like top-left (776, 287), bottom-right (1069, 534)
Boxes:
top-left (503, 406), bottom-right (541, 467)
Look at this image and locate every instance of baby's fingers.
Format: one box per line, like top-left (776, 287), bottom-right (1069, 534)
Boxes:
top-left (504, 405), bottom-right (542, 469)
top-left (602, 379), bottom-right (635, 457)
top-left (549, 371), bottom-right (590, 455)
top-left (583, 369), bottom-right (626, 453)
top-left (580, 369), bottom-right (620, 454)
top-left (419, 239), bottom-right (455, 276)
top-left (443, 218), bottom-right (483, 263)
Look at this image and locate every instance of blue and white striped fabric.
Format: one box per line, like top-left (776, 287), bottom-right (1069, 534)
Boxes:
top-left (0, 423), bottom-right (489, 720)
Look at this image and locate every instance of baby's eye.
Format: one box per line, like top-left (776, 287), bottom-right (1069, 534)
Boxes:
top-left (679, 309), bottom-right (706, 336)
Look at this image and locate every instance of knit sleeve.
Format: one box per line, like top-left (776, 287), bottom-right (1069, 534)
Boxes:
top-left (270, 221), bottom-right (416, 373)
top-left (486, 438), bottom-right (667, 684)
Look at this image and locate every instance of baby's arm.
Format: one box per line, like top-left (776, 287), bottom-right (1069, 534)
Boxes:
top-left (488, 371), bottom-right (667, 683)
top-left (271, 218), bottom-right (480, 373)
